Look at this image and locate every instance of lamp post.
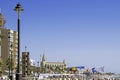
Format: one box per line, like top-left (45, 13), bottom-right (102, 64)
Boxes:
top-left (14, 3), bottom-right (23, 80)
top-left (10, 48), bottom-right (13, 80)
top-left (8, 36), bottom-right (13, 80)
top-left (37, 61), bottom-right (39, 77)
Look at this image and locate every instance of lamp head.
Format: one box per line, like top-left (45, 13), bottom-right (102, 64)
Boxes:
top-left (14, 3), bottom-right (24, 14)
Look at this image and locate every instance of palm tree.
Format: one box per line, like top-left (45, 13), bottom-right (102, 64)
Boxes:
top-left (64, 67), bottom-right (70, 73)
top-left (0, 34), bottom-right (3, 45)
top-left (0, 58), bottom-right (3, 76)
top-left (6, 57), bottom-right (10, 69)
top-left (0, 33), bottom-right (3, 76)
top-left (54, 66), bottom-right (61, 73)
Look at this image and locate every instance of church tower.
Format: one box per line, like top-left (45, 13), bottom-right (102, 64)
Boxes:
top-left (41, 54), bottom-right (46, 69)
top-left (42, 54), bottom-right (46, 62)
top-left (63, 59), bottom-right (66, 64)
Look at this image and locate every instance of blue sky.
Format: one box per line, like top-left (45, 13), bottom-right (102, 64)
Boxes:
top-left (1, 0), bottom-right (120, 73)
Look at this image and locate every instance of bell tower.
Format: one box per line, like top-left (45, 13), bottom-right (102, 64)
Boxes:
top-left (41, 54), bottom-right (46, 69)
top-left (42, 54), bottom-right (46, 62)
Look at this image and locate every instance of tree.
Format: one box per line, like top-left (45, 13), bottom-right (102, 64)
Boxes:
top-left (0, 34), bottom-right (3, 76)
top-left (6, 57), bottom-right (10, 69)
top-left (0, 34), bottom-right (3, 45)
top-left (64, 67), bottom-right (70, 73)
top-left (0, 58), bottom-right (3, 76)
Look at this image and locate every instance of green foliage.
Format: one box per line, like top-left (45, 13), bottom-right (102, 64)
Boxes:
top-left (6, 57), bottom-right (10, 68)
top-left (0, 34), bottom-right (3, 45)
top-left (0, 58), bottom-right (3, 76)
top-left (6, 57), bottom-right (14, 70)
top-left (0, 34), bottom-right (3, 38)
top-left (0, 58), bottom-right (3, 67)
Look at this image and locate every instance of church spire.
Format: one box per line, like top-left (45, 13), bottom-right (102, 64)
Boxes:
top-left (63, 59), bottom-right (66, 64)
top-left (42, 54), bottom-right (46, 61)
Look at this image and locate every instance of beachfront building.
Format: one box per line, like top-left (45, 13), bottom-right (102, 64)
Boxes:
top-left (22, 52), bottom-right (30, 77)
top-left (40, 54), bottom-right (66, 73)
top-left (0, 12), bottom-right (18, 74)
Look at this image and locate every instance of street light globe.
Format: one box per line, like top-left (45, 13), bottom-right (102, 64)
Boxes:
top-left (14, 3), bottom-right (24, 15)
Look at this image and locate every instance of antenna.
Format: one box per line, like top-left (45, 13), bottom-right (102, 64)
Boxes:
top-left (40, 54), bottom-right (42, 60)
top-left (0, 8), bottom-right (1, 13)
top-left (25, 46), bottom-right (27, 52)
top-left (43, 49), bottom-right (45, 54)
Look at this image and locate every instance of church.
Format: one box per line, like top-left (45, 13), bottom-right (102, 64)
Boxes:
top-left (40, 54), bottom-right (66, 73)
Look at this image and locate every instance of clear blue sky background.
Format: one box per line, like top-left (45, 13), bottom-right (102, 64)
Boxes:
top-left (1, 0), bottom-right (120, 73)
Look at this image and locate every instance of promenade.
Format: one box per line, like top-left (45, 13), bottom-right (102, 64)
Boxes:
top-left (37, 73), bottom-right (120, 80)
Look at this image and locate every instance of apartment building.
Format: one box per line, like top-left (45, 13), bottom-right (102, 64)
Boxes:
top-left (0, 12), bottom-right (18, 74)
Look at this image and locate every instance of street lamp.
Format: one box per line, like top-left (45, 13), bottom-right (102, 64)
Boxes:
top-left (9, 45), bottom-right (13, 80)
top-left (8, 36), bottom-right (13, 80)
top-left (37, 61), bottom-right (39, 77)
top-left (14, 3), bottom-right (24, 80)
